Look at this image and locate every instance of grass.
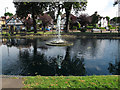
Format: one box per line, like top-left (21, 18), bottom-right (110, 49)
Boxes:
top-left (23, 75), bottom-right (119, 88)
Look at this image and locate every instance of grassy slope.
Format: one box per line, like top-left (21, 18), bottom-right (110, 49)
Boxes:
top-left (23, 75), bottom-right (119, 88)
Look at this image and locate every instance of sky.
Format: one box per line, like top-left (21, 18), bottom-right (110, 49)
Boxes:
top-left (0, 0), bottom-right (118, 19)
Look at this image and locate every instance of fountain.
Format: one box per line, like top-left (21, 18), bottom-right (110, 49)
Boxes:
top-left (46, 15), bottom-right (73, 46)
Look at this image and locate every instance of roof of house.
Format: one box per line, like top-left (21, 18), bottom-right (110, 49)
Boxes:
top-left (6, 16), bottom-right (23, 26)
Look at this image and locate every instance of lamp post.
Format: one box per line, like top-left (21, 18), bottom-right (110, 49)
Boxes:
top-left (5, 7), bottom-right (8, 17)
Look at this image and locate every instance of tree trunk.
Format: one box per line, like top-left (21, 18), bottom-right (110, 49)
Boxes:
top-left (64, 10), bottom-right (70, 33)
top-left (32, 4), bottom-right (37, 33)
top-left (57, 5), bottom-right (61, 18)
top-left (32, 13), bottom-right (37, 33)
top-left (64, 3), bottom-right (72, 33)
top-left (43, 24), bottom-right (46, 34)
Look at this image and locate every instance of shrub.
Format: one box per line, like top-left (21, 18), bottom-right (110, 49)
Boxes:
top-left (110, 27), bottom-right (116, 29)
top-left (108, 24), bottom-right (112, 28)
top-left (97, 27), bottom-right (105, 29)
top-left (79, 27), bottom-right (87, 32)
top-left (87, 26), bottom-right (94, 29)
top-left (73, 26), bottom-right (77, 30)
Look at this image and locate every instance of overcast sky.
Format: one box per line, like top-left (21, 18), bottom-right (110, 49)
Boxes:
top-left (0, 0), bottom-right (118, 19)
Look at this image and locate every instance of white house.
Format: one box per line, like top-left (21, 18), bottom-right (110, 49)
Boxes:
top-left (98, 17), bottom-right (108, 27)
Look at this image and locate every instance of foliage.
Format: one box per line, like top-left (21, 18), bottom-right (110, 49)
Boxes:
top-left (91, 11), bottom-right (100, 27)
top-left (4, 12), bottom-right (13, 16)
top-left (78, 22), bottom-right (81, 28)
top-left (39, 13), bottom-right (53, 30)
top-left (73, 26), bottom-right (77, 30)
top-left (13, 2), bottom-right (50, 33)
top-left (78, 13), bottom-right (91, 27)
top-left (109, 27), bottom-right (116, 29)
top-left (110, 17), bottom-right (120, 23)
top-left (87, 26), bottom-right (94, 29)
top-left (113, 0), bottom-right (119, 6)
top-left (108, 24), bottom-right (112, 28)
top-left (23, 75), bottom-right (118, 88)
top-left (62, 2), bottom-right (87, 33)
top-left (79, 27), bottom-right (87, 32)
top-left (97, 27), bottom-right (105, 29)
top-left (106, 16), bottom-right (110, 25)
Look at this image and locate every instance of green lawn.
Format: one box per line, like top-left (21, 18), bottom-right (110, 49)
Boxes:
top-left (23, 75), bottom-right (119, 88)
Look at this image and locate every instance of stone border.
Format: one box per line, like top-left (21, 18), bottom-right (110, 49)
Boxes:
top-left (1, 34), bottom-right (120, 39)
top-left (1, 75), bottom-right (27, 79)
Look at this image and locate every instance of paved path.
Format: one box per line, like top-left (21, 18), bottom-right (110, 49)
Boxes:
top-left (0, 75), bottom-right (24, 89)
top-left (2, 78), bottom-right (24, 88)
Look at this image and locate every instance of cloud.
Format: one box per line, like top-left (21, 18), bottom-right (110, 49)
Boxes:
top-left (0, 0), bottom-right (118, 19)
top-left (84, 0), bottom-right (118, 18)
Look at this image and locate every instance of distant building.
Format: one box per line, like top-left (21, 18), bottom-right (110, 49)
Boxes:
top-left (6, 15), bottom-right (23, 30)
top-left (98, 17), bottom-right (108, 27)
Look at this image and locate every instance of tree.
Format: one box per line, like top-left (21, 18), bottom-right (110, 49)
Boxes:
top-left (4, 12), bottom-right (13, 17)
top-left (113, 0), bottom-right (120, 6)
top-left (106, 16), bottom-right (110, 26)
top-left (39, 13), bottom-right (53, 32)
top-left (78, 14), bottom-right (91, 27)
top-left (63, 2), bottom-right (87, 33)
top-left (110, 17), bottom-right (120, 23)
top-left (14, 2), bottom-right (49, 33)
top-left (91, 11), bottom-right (100, 27)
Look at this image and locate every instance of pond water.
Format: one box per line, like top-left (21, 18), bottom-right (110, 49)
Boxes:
top-left (1, 37), bottom-right (120, 76)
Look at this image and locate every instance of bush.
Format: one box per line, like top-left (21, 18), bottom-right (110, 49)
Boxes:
top-left (73, 26), bottom-right (77, 30)
top-left (97, 27), bottom-right (105, 29)
top-left (110, 27), bottom-right (116, 29)
top-left (87, 26), bottom-right (94, 29)
top-left (79, 27), bottom-right (87, 32)
top-left (108, 24), bottom-right (112, 28)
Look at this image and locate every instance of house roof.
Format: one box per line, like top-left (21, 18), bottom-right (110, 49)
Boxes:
top-left (6, 16), bottom-right (23, 26)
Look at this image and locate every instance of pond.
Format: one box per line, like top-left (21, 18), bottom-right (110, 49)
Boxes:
top-left (1, 37), bottom-right (120, 76)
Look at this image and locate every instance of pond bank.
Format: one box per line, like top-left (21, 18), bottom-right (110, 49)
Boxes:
top-left (1, 75), bottom-right (119, 88)
top-left (1, 33), bottom-right (120, 39)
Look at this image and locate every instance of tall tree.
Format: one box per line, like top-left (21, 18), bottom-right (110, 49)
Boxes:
top-left (13, 2), bottom-right (49, 33)
top-left (91, 11), bottom-right (100, 27)
top-left (63, 2), bottom-right (87, 33)
top-left (39, 13), bottom-right (53, 32)
top-left (49, 2), bottom-right (87, 33)
top-left (78, 13), bottom-right (91, 27)
top-left (106, 16), bottom-right (110, 26)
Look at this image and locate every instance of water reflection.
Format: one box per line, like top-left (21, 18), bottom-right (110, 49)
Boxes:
top-left (1, 37), bottom-right (120, 76)
top-left (108, 40), bottom-right (120, 75)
